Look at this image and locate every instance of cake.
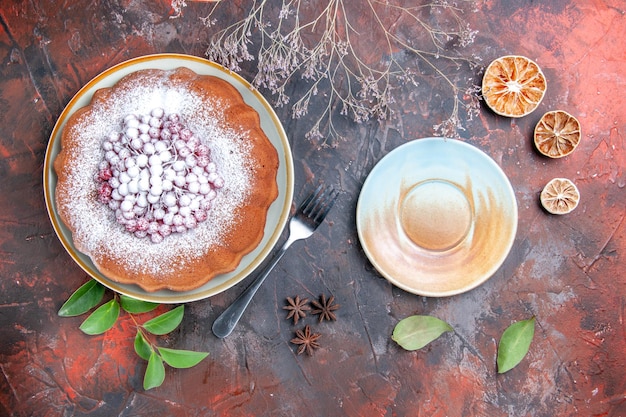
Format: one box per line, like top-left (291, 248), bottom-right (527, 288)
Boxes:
top-left (54, 67), bottom-right (279, 292)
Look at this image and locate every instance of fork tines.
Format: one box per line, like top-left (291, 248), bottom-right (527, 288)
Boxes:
top-left (301, 184), bottom-right (339, 222)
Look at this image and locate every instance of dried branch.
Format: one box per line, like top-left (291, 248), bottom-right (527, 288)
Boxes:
top-left (181, 0), bottom-right (480, 145)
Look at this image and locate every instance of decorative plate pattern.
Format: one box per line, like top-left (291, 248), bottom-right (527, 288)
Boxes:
top-left (356, 138), bottom-right (517, 297)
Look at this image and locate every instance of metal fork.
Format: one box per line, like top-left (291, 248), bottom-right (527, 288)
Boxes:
top-left (212, 184), bottom-right (339, 338)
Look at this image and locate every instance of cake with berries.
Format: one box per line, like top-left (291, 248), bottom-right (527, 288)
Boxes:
top-left (54, 67), bottom-right (279, 292)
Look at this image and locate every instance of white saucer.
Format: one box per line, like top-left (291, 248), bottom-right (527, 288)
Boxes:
top-left (356, 138), bottom-right (518, 297)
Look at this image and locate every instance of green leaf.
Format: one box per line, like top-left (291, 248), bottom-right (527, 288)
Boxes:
top-left (134, 332), bottom-right (153, 361)
top-left (142, 305), bottom-right (184, 335)
top-left (58, 280), bottom-right (105, 317)
top-left (120, 294), bottom-right (160, 314)
top-left (144, 351), bottom-right (166, 390)
top-left (392, 315), bottom-right (454, 351)
top-left (157, 347), bottom-right (209, 369)
top-left (497, 317), bottom-right (536, 374)
top-left (79, 299), bottom-right (120, 335)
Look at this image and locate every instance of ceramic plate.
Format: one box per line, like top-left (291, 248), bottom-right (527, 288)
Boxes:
top-left (43, 54), bottom-right (294, 303)
top-left (356, 138), bottom-right (517, 297)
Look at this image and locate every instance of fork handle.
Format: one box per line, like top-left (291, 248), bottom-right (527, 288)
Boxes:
top-left (212, 238), bottom-right (295, 338)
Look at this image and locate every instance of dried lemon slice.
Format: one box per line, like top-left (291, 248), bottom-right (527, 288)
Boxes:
top-left (482, 55), bottom-right (547, 117)
top-left (534, 110), bottom-right (581, 158)
top-left (540, 178), bottom-right (580, 215)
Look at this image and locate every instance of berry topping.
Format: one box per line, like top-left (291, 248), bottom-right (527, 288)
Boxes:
top-left (95, 109), bottom-right (224, 242)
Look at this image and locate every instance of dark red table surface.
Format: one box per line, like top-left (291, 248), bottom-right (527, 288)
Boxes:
top-left (1, 1), bottom-right (625, 416)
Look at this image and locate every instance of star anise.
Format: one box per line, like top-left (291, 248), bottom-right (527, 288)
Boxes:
top-left (283, 295), bottom-right (311, 325)
top-left (311, 294), bottom-right (340, 322)
top-left (290, 325), bottom-right (321, 356)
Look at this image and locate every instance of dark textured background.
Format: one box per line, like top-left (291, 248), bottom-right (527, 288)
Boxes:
top-left (1, 1), bottom-right (625, 416)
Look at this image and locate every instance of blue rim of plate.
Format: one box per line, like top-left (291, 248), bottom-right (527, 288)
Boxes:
top-left (43, 53), bottom-right (294, 303)
top-left (356, 138), bottom-right (518, 297)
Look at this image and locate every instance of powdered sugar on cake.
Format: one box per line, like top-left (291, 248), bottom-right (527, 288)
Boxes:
top-left (57, 70), bottom-right (254, 278)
